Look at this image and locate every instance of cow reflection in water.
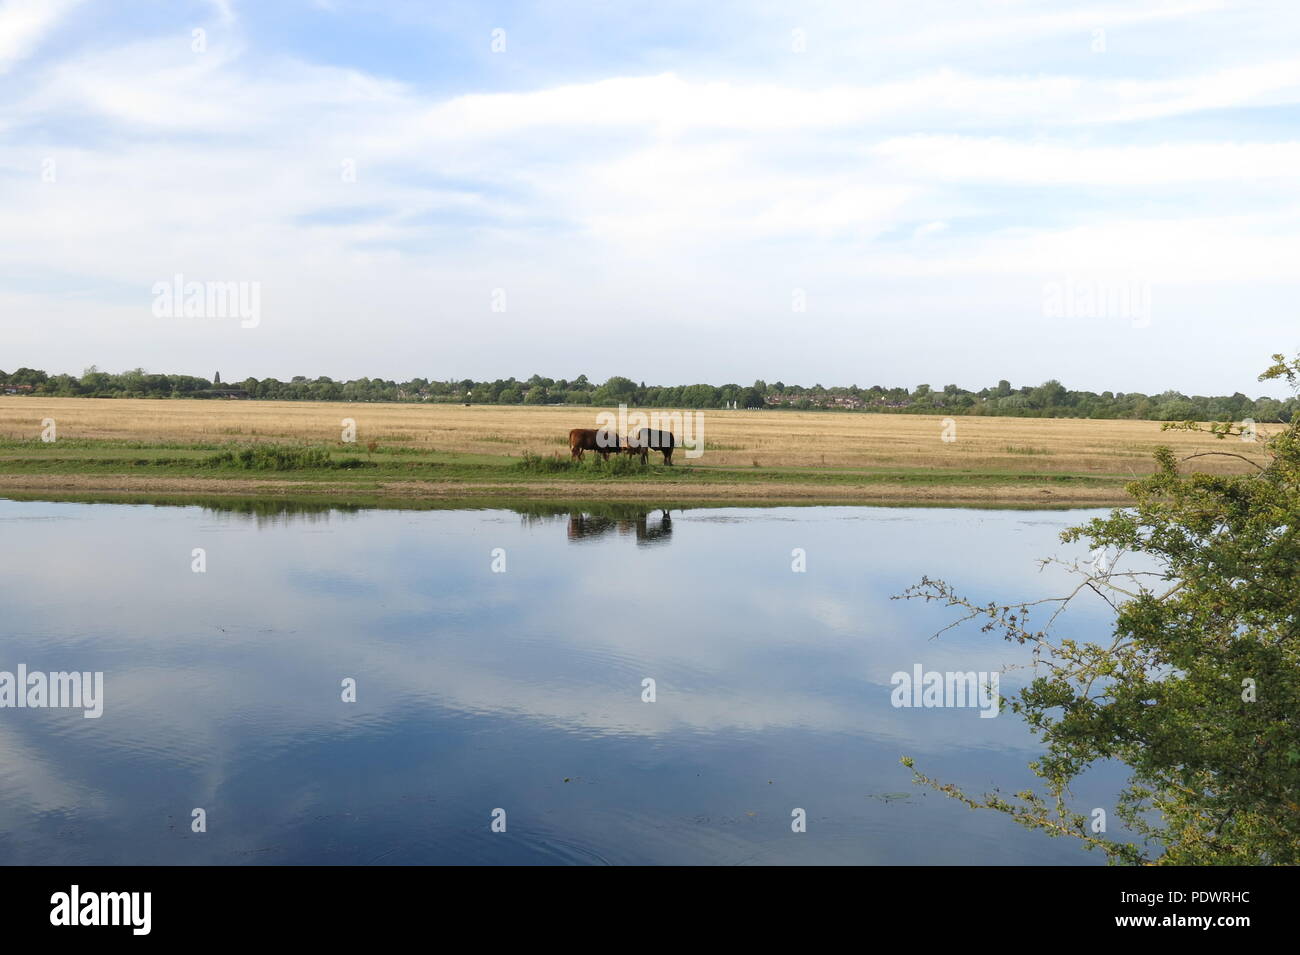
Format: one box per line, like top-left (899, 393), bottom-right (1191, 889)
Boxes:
top-left (566, 509), bottom-right (672, 546)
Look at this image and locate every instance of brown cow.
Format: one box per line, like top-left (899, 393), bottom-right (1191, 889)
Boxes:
top-left (628, 428), bottom-right (676, 465)
top-left (568, 427), bottom-right (624, 460)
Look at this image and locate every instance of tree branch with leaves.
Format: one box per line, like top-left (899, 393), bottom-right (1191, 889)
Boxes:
top-left (896, 354), bottom-right (1300, 865)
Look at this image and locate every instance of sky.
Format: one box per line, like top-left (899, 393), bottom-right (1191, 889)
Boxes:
top-left (1, 0), bottom-right (1298, 396)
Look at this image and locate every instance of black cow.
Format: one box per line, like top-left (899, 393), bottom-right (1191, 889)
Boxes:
top-left (630, 428), bottom-right (675, 466)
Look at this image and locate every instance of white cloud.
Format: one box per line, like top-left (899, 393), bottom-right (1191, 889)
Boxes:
top-left (0, 0), bottom-right (83, 73)
top-left (873, 136), bottom-right (1300, 185)
top-left (851, 0), bottom-right (1229, 59)
top-left (2, 2), bottom-right (1299, 389)
top-left (391, 59), bottom-right (1300, 144)
top-left (1104, 59), bottom-right (1300, 123)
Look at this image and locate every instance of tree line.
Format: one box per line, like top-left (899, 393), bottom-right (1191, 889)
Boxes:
top-left (2, 365), bottom-right (1294, 423)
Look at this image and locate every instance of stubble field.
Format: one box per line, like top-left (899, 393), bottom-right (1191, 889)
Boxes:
top-left (0, 397), bottom-right (1272, 508)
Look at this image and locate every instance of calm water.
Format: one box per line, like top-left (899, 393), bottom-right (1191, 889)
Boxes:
top-left (0, 498), bottom-right (1127, 865)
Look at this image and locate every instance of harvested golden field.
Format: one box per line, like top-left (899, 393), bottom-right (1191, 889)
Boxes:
top-left (0, 396), bottom-right (1272, 477)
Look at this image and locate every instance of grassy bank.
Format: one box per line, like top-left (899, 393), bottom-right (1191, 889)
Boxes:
top-left (0, 435), bottom-right (1133, 508)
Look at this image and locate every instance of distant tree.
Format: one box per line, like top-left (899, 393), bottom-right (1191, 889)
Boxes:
top-left (9, 367), bottom-right (48, 386)
top-left (80, 367), bottom-right (110, 393)
top-left (680, 384), bottom-right (718, 408)
top-left (594, 375), bottom-right (637, 404)
top-left (1157, 398), bottom-right (1198, 421)
top-left (1255, 397), bottom-right (1284, 422)
top-left (1029, 379), bottom-right (1067, 409)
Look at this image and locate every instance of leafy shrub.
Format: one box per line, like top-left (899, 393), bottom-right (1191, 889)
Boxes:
top-left (589, 453), bottom-right (641, 476)
top-left (515, 451), bottom-right (579, 473)
top-left (515, 450), bottom-right (644, 476)
top-left (200, 446), bottom-right (374, 471)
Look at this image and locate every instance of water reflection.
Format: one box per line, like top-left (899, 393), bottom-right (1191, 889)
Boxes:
top-left (566, 509), bottom-right (672, 546)
top-left (196, 499), bottom-right (678, 546)
top-left (201, 499), bottom-right (363, 528)
top-left (0, 498), bottom-right (1126, 865)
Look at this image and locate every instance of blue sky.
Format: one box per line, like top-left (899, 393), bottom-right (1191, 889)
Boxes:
top-left (2, 0), bottom-right (1299, 395)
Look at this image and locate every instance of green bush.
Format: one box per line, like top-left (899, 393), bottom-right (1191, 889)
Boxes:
top-left (514, 450), bottom-right (645, 476)
top-left (199, 445), bottom-right (374, 471)
top-left (515, 451), bottom-right (579, 473)
top-left (590, 453), bottom-right (641, 476)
